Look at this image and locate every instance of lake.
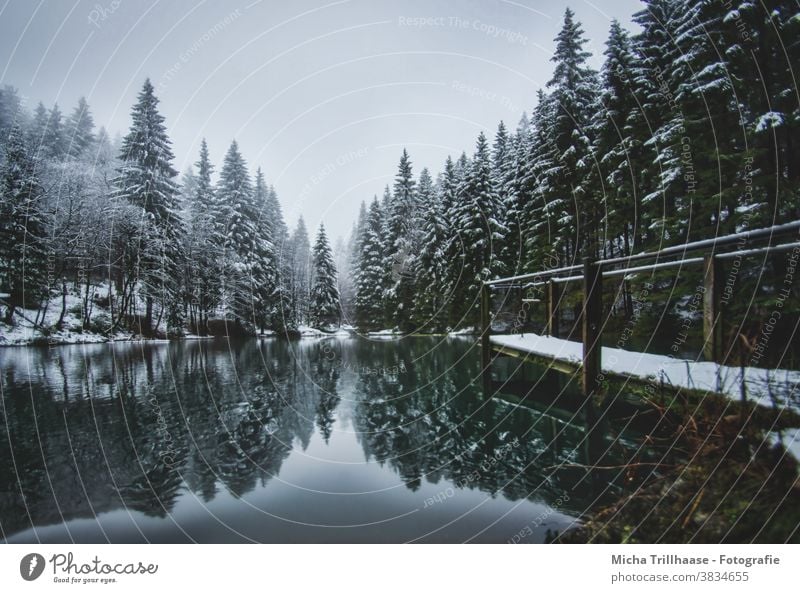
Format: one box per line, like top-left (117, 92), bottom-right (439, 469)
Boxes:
top-left (0, 336), bottom-right (641, 543)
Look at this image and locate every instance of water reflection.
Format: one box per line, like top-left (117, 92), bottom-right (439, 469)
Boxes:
top-left (0, 337), bottom-right (642, 543)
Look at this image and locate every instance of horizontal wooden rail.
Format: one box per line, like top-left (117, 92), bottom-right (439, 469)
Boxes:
top-left (485, 220), bottom-right (800, 288)
top-left (480, 222), bottom-right (800, 399)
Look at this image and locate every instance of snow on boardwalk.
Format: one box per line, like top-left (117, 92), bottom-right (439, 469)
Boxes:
top-left (490, 333), bottom-right (800, 412)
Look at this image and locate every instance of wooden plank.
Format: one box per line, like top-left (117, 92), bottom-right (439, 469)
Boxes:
top-left (582, 258), bottom-right (603, 398)
top-left (490, 343), bottom-right (580, 375)
top-left (480, 283), bottom-right (491, 373)
top-left (546, 281), bottom-right (560, 338)
top-left (703, 254), bottom-right (723, 364)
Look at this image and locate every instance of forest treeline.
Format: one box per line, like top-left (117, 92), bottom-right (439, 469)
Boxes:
top-left (1, 1), bottom-right (798, 343)
top-left (0, 80), bottom-right (340, 336)
top-left (343, 1), bottom-right (799, 340)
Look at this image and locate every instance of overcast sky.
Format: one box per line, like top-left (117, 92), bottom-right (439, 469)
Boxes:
top-left (0, 0), bottom-right (642, 241)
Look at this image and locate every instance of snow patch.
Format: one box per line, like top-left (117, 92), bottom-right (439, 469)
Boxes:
top-left (448, 327), bottom-right (478, 336)
top-left (755, 111), bottom-right (784, 132)
top-left (766, 428), bottom-right (800, 463)
top-left (367, 328), bottom-right (402, 339)
top-left (490, 333), bottom-right (800, 412)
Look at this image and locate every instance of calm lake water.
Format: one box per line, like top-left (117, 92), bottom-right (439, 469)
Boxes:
top-left (0, 336), bottom-right (641, 543)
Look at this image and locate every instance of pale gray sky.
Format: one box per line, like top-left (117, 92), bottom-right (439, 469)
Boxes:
top-left (0, 0), bottom-right (642, 240)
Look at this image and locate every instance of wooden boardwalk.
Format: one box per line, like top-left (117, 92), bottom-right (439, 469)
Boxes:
top-left (480, 221), bottom-right (800, 406)
top-left (489, 332), bottom-right (800, 410)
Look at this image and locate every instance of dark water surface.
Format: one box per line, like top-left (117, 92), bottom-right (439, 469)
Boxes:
top-left (0, 336), bottom-right (639, 543)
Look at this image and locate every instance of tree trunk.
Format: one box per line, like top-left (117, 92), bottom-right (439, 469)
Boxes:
top-left (57, 280), bottom-right (68, 330)
top-left (145, 295), bottom-right (153, 336)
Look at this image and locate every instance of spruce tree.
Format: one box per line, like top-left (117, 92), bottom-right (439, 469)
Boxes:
top-left (115, 78), bottom-right (183, 334)
top-left (0, 125), bottom-right (49, 323)
top-left (355, 198), bottom-right (385, 330)
top-left (264, 183), bottom-right (294, 332)
top-left (451, 132), bottom-right (507, 326)
top-left (27, 103), bottom-right (49, 160)
top-left (383, 150), bottom-right (417, 328)
top-left (289, 217), bottom-right (311, 327)
top-left (491, 121), bottom-right (515, 272)
top-left (216, 140), bottom-right (258, 330)
top-left (0, 85), bottom-right (25, 144)
top-left (438, 155), bottom-right (464, 327)
top-left (413, 168), bottom-right (450, 331)
top-left (543, 8), bottom-right (599, 260)
top-left (44, 104), bottom-right (67, 161)
top-left (309, 224), bottom-right (340, 328)
top-left (520, 90), bottom-right (559, 271)
top-left (184, 139), bottom-right (222, 333)
top-left (589, 20), bottom-right (640, 259)
top-left (65, 97), bottom-right (95, 159)
top-left (630, 0), bottom-right (688, 247)
top-left (343, 201), bottom-right (368, 325)
top-left (251, 168), bottom-right (278, 333)
top-left (499, 114), bottom-right (532, 275)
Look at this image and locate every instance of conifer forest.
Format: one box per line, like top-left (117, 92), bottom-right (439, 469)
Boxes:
top-left (0, 0), bottom-right (799, 549)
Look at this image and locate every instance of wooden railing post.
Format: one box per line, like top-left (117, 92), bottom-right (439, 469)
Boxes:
top-left (480, 283), bottom-right (491, 376)
top-left (582, 258), bottom-right (603, 398)
top-left (546, 280), bottom-right (560, 338)
top-left (703, 254), bottom-right (723, 364)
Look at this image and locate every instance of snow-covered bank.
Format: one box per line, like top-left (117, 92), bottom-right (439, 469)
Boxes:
top-left (367, 328), bottom-right (403, 339)
top-left (0, 325), bottom-right (355, 347)
top-left (490, 333), bottom-right (800, 412)
top-left (448, 327), bottom-right (478, 336)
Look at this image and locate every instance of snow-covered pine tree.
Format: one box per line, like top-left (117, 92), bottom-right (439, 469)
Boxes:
top-left (437, 155), bottom-right (466, 328)
top-left (251, 167), bottom-right (278, 333)
top-left (342, 201), bottom-right (367, 325)
top-left (264, 183), bottom-right (294, 332)
top-left (333, 234), bottom-right (353, 324)
top-left (541, 8), bottom-right (599, 260)
top-left (0, 85), bottom-right (25, 146)
top-left (65, 97), bottom-right (96, 159)
top-left (289, 217), bottom-right (311, 327)
top-left (499, 114), bottom-right (532, 275)
top-left (184, 139), bottom-right (222, 334)
top-left (451, 132), bottom-right (507, 327)
top-left (729, 0), bottom-right (800, 227)
top-left (216, 139), bottom-right (259, 332)
top-left (491, 121), bottom-right (514, 199)
top-left (395, 164), bottom-right (428, 331)
top-left (389, 149), bottom-right (417, 249)
top-left (454, 151), bottom-right (470, 185)
top-left (630, 0), bottom-right (689, 247)
top-left (0, 125), bottom-right (49, 323)
top-left (438, 155), bottom-right (459, 221)
top-left (43, 104), bottom-right (68, 162)
top-left (309, 224), bottom-right (340, 328)
top-left (413, 167), bottom-right (450, 331)
top-left (520, 90), bottom-right (559, 272)
top-left (588, 20), bottom-right (640, 260)
top-left (491, 121), bottom-right (515, 272)
top-left (581, 20), bottom-right (644, 318)
top-left (115, 78), bottom-right (184, 334)
top-left (27, 103), bottom-right (50, 161)
top-left (355, 197), bottom-right (386, 330)
top-left (378, 184), bottom-right (394, 323)
top-left (384, 149), bottom-right (417, 328)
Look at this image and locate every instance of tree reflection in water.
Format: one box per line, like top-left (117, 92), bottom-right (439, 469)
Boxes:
top-left (0, 337), bottom-right (643, 542)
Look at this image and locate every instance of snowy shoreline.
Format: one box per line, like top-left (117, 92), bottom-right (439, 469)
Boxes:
top-left (0, 323), bottom-right (356, 347)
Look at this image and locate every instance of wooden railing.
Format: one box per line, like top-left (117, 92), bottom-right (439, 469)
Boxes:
top-left (481, 221), bottom-right (800, 398)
